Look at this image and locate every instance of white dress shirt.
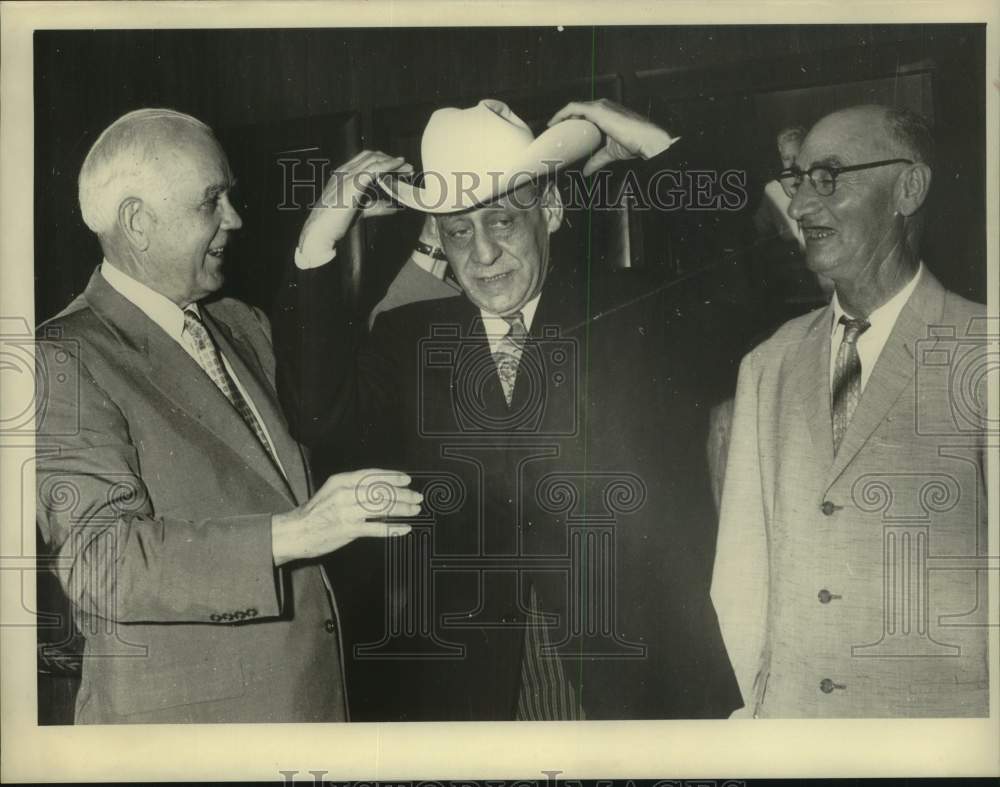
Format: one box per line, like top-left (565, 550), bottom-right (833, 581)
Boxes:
top-left (480, 294), bottom-right (541, 355)
top-left (829, 263), bottom-right (923, 394)
top-left (100, 261), bottom-right (285, 474)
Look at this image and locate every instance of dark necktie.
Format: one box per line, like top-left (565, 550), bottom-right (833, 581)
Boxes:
top-left (182, 309), bottom-right (278, 466)
top-left (493, 311), bottom-right (528, 406)
top-left (831, 315), bottom-right (871, 453)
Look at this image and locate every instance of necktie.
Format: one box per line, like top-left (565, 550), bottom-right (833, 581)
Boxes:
top-left (182, 309), bottom-right (278, 466)
top-left (831, 315), bottom-right (871, 453)
top-left (493, 311), bottom-right (527, 406)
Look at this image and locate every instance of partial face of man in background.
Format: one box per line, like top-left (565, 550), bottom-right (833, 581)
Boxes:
top-left (435, 182), bottom-right (563, 316)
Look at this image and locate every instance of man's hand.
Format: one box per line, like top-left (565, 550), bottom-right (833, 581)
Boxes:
top-left (548, 98), bottom-right (679, 176)
top-left (271, 469), bottom-right (421, 565)
top-left (296, 150), bottom-right (413, 268)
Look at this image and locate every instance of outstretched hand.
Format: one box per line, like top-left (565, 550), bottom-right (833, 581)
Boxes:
top-left (271, 468), bottom-right (422, 565)
top-left (548, 98), bottom-right (679, 176)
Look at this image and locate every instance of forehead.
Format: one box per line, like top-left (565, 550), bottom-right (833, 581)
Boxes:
top-left (160, 129), bottom-right (230, 188)
top-left (437, 184), bottom-right (541, 223)
top-left (798, 111), bottom-right (888, 166)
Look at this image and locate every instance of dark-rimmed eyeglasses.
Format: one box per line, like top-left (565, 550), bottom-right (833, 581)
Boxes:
top-left (778, 158), bottom-right (914, 197)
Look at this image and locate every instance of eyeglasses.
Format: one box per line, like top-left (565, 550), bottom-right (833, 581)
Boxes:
top-left (778, 158), bottom-right (914, 197)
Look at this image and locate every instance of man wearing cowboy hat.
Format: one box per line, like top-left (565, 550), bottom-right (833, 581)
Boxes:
top-left (276, 98), bottom-right (741, 721)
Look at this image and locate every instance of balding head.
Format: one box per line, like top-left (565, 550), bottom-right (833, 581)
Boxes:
top-left (78, 108), bottom-right (217, 237)
top-left (813, 105), bottom-right (932, 169)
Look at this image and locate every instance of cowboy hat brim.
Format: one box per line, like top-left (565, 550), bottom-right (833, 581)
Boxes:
top-left (378, 118), bottom-right (601, 214)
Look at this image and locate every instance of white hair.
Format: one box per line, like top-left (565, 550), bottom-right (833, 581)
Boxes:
top-left (77, 108), bottom-right (213, 235)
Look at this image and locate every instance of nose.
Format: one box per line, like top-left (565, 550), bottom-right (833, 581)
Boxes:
top-left (787, 180), bottom-right (820, 223)
top-left (220, 194), bottom-right (243, 231)
top-left (471, 231), bottom-right (501, 267)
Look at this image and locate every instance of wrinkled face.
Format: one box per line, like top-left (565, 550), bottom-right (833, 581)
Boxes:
top-left (788, 110), bottom-right (905, 283)
top-left (436, 183), bottom-right (562, 315)
top-left (143, 128), bottom-right (243, 306)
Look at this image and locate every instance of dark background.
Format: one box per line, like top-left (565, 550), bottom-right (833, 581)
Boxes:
top-left (33, 24), bottom-right (987, 724)
top-left (35, 25), bottom-right (986, 326)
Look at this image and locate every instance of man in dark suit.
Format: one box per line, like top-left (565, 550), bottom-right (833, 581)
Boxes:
top-left (34, 108), bottom-right (421, 723)
top-left (277, 99), bottom-right (741, 720)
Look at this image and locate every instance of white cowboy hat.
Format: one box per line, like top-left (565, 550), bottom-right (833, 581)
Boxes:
top-left (377, 99), bottom-right (601, 214)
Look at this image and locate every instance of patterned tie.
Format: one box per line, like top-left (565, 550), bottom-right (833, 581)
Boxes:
top-left (183, 309), bottom-right (278, 466)
top-left (493, 311), bottom-right (528, 406)
top-left (831, 315), bottom-right (871, 453)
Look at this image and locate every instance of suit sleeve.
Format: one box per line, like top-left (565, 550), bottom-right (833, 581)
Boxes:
top-left (710, 349), bottom-right (770, 717)
top-left (35, 339), bottom-right (285, 625)
top-left (272, 260), bottom-right (366, 447)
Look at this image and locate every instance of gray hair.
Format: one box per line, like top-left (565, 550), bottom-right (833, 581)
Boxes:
top-left (882, 106), bottom-right (934, 170)
top-left (78, 108), bottom-right (213, 235)
top-left (776, 126), bottom-right (806, 149)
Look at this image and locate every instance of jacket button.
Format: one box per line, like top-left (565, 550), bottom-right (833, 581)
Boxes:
top-left (820, 678), bottom-right (846, 693)
top-left (820, 501), bottom-right (837, 516)
top-left (818, 589), bottom-right (841, 604)
top-left (324, 619), bottom-right (336, 633)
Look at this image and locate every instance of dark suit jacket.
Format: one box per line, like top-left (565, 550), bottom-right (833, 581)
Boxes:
top-left (35, 268), bottom-right (347, 723)
top-left (276, 258), bottom-right (742, 721)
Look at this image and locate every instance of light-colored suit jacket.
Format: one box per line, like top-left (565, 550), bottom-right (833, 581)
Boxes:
top-left (712, 270), bottom-right (990, 717)
top-left (35, 269), bottom-right (347, 723)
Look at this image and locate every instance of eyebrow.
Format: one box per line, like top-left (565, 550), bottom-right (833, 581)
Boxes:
top-left (202, 177), bottom-right (236, 200)
top-left (806, 155), bottom-right (845, 169)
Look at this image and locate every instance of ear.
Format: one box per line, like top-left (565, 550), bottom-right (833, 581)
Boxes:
top-left (540, 182), bottom-right (564, 234)
top-left (894, 162), bottom-right (932, 217)
top-left (117, 197), bottom-right (152, 252)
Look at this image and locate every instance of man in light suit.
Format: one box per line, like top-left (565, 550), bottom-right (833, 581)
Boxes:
top-left (711, 105), bottom-right (990, 717)
top-left (34, 108), bottom-right (420, 723)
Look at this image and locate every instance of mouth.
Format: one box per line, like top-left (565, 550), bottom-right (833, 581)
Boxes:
top-left (802, 226), bottom-right (836, 241)
top-left (207, 245), bottom-right (226, 259)
top-left (477, 271), bottom-right (514, 285)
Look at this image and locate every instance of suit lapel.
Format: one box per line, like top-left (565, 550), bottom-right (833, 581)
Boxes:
top-left (202, 307), bottom-right (310, 503)
top-left (83, 270), bottom-right (297, 506)
top-left (787, 307), bottom-right (835, 464)
top-left (824, 270), bottom-right (946, 489)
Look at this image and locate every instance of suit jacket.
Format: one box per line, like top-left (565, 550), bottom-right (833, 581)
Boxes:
top-left (368, 256), bottom-right (461, 329)
top-left (276, 260), bottom-right (742, 721)
top-left (35, 268), bottom-right (347, 723)
top-left (711, 270), bottom-right (989, 717)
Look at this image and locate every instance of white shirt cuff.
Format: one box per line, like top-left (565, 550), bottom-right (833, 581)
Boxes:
top-left (294, 244), bottom-right (337, 270)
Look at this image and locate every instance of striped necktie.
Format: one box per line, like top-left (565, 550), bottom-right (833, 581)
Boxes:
top-left (493, 311), bottom-right (527, 406)
top-left (831, 315), bottom-right (871, 453)
top-left (182, 309), bottom-right (278, 466)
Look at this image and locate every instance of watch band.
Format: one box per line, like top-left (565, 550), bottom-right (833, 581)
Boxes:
top-left (414, 241), bottom-right (449, 262)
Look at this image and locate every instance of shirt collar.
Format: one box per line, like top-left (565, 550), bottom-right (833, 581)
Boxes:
top-left (830, 262), bottom-right (923, 334)
top-left (100, 259), bottom-right (198, 343)
top-left (479, 293), bottom-right (542, 336)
